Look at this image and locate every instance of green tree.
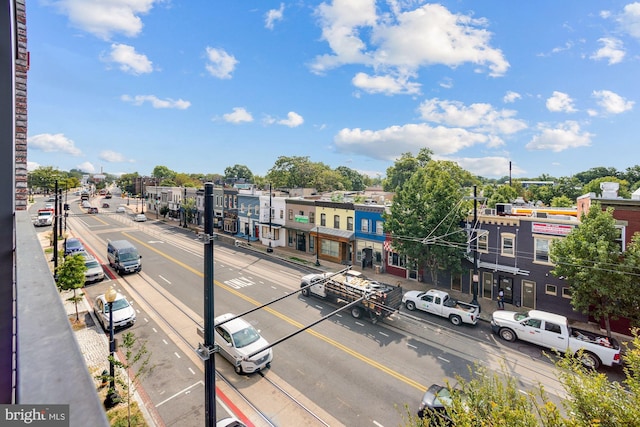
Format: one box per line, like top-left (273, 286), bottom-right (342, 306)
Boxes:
top-left (574, 167), bottom-right (621, 184)
top-left (335, 166), bottom-right (368, 191)
top-left (224, 164), bottom-right (254, 182)
top-left (550, 204), bottom-right (633, 337)
top-left (382, 148), bottom-right (433, 192)
top-left (550, 195), bottom-right (574, 207)
top-left (152, 165), bottom-right (176, 182)
top-left (266, 156), bottom-right (329, 189)
top-left (102, 332), bottom-right (153, 426)
top-left (28, 166), bottom-right (64, 194)
top-left (55, 253), bottom-right (87, 322)
top-left (485, 184), bottom-right (519, 208)
top-left (384, 160), bottom-right (470, 286)
top-left (117, 172), bottom-right (139, 196)
top-left (582, 176), bottom-right (631, 198)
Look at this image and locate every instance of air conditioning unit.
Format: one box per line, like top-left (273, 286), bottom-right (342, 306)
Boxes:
top-left (495, 203), bottom-right (512, 216)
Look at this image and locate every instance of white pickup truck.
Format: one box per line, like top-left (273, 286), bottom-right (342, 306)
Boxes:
top-left (402, 289), bottom-right (479, 326)
top-left (491, 309), bottom-right (622, 369)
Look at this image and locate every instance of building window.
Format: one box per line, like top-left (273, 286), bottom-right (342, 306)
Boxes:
top-left (361, 218), bottom-right (369, 232)
top-left (321, 239), bottom-right (340, 257)
top-left (334, 215), bottom-right (340, 228)
top-left (388, 251), bottom-right (406, 268)
top-left (240, 203), bottom-right (245, 212)
top-left (615, 224), bottom-right (626, 252)
top-left (279, 209), bottom-right (283, 219)
top-left (477, 231), bottom-right (489, 253)
top-left (321, 213), bottom-right (326, 226)
top-left (376, 221), bottom-right (383, 235)
top-left (501, 233), bottom-right (515, 257)
top-left (288, 209), bottom-right (293, 220)
top-left (309, 236), bottom-right (315, 251)
top-left (562, 287), bottom-right (572, 299)
top-left (347, 216), bottom-right (353, 231)
top-left (545, 284), bottom-right (557, 296)
top-left (534, 237), bottom-right (552, 264)
top-left (288, 232), bottom-right (294, 247)
top-left (309, 212), bottom-right (315, 224)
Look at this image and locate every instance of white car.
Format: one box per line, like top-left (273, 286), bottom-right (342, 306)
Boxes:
top-left (76, 251), bottom-right (105, 284)
top-left (214, 313), bottom-right (273, 374)
top-left (94, 292), bottom-right (136, 330)
top-left (134, 214), bottom-right (147, 222)
top-left (116, 206), bottom-right (126, 213)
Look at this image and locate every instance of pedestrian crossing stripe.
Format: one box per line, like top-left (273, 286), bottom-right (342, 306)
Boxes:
top-left (224, 277), bottom-right (254, 289)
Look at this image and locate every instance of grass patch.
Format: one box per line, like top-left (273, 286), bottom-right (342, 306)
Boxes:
top-left (289, 257), bottom-right (311, 265)
top-left (68, 315), bottom-right (86, 331)
top-left (96, 382), bottom-right (148, 426)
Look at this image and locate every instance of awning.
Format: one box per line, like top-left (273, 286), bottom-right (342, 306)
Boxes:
top-left (310, 226), bottom-right (355, 241)
top-left (477, 260), bottom-right (529, 276)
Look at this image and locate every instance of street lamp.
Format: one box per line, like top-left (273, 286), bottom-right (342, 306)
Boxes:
top-left (315, 236), bottom-right (320, 267)
top-left (247, 211), bottom-right (251, 244)
top-left (183, 187), bottom-right (188, 228)
top-left (141, 180), bottom-right (145, 214)
top-left (104, 286), bottom-right (120, 408)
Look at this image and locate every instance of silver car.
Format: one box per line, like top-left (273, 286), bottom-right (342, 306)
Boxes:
top-left (94, 292), bottom-right (136, 331)
top-left (214, 313), bottom-right (272, 375)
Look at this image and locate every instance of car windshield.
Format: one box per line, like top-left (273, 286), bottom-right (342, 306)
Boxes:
top-left (106, 298), bottom-right (130, 312)
top-left (67, 240), bottom-right (82, 249)
top-left (231, 326), bottom-right (261, 348)
top-left (86, 260), bottom-right (100, 269)
top-left (514, 311), bottom-right (530, 321)
top-left (119, 250), bottom-right (139, 262)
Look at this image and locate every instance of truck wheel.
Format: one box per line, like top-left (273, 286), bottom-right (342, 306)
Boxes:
top-left (405, 301), bottom-right (416, 311)
top-left (301, 287), bottom-right (310, 297)
top-left (351, 307), bottom-right (362, 319)
top-left (499, 328), bottom-right (516, 342)
top-left (579, 352), bottom-right (601, 370)
top-left (234, 364), bottom-right (243, 375)
top-left (449, 315), bottom-right (462, 326)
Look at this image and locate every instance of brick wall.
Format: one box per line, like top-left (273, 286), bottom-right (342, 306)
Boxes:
top-left (15, 0), bottom-right (27, 210)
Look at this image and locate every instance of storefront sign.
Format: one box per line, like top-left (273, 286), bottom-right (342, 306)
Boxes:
top-left (532, 222), bottom-right (574, 236)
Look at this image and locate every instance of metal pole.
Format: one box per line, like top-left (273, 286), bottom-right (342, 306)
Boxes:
top-left (267, 184), bottom-right (273, 252)
top-left (53, 180), bottom-right (59, 273)
top-left (471, 185), bottom-right (479, 307)
top-left (58, 188), bottom-right (63, 236)
top-left (141, 178), bottom-right (145, 214)
top-left (204, 183), bottom-right (216, 426)
top-left (183, 187), bottom-right (188, 228)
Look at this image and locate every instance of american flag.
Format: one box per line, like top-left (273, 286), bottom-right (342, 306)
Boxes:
top-left (383, 240), bottom-right (393, 252)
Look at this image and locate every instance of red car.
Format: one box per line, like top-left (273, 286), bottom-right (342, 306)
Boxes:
top-left (88, 207), bottom-right (99, 214)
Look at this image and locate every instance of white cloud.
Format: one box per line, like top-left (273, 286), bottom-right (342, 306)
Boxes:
top-left (27, 161), bottom-right (40, 172)
top-left (106, 43), bottom-right (153, 74)
top-left (334, 123), bottom-right (488, 161)
top-left (418, 98), bottom-right (527, 136)
top-left (76, 161), bottom-right (96, 173)
top-left (592, 89), bottom-right (634, 114)
top-left (121, 94), bottom-right (191, 109)
top-left (278, 112), bottom-right (304, 127)
top-left (546, 91), bottom-right (577, 113)
top-left (453, 156), bottom-right (525, 178)
top-left (265, 3), bottom-right (285, 30)
top-left (28, 133), bottom-right (82, 156)
top-left (503, 91), bottom-right (521, 103)
top-left (99, 150), bottom-right (127, 162)
top-left (223, 107), bottom-right (254, 124)
top-left (617, 2), bottom-right (640, 39)
top-left (526, 121), bottom-right (593, 152)
top-left (52, 0), bottom-right (157, 40)
top-left (311, 2), bottom-right (509, 84)
top-left (590, 37), bottom-right (625, 64)
top-left (352, 72), bottom-right (421, 95)
top-left (205, 47), bottom-right (238, 79)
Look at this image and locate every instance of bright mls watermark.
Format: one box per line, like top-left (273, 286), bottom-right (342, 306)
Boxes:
top-left (0, 405), bottom-right (69, 426)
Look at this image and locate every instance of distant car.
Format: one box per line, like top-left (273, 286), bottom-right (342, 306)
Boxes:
top-left (134, 214), bottom-right (147, 222)
top-left (116, 206), bottom-right (126, 213)
top-left (64, 237), bottom-right (84, 256)
top-left (214, 313), bottom-right (272, 375)
top-left (94, 292), bottom-right (136, 331)
top-left (46, 195), bottom-right (56, 202)
top-left (88, 207), bottom-right (99, 214)
top-left (102, 203), bottom-right (110, 208)
top-left (418, 384), bottom-right (464, 425)
top-left (44, 203), bottom-right (54, 209)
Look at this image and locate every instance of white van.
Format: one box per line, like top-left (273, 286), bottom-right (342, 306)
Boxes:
top-left (107, 240), bottom-right (142, 274)
top-left (82, 200), bottom-right (91, 209)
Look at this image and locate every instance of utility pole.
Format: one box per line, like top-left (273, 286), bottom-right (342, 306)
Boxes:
top-left (267, 183), bottom-right (273, 252)
top-left (53, 180), bottom-right (59, 276)
top-left (471, 185), bottom-right (480, 308)
top-left (201, 183), bottom-right (216, 426)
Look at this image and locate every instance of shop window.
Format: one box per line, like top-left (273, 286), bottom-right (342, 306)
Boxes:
top-left (545, 284), bottom-right (557, 296)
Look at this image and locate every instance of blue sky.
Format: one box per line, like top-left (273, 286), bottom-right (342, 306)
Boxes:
top-left (26, 1), bottom-right (640, 179)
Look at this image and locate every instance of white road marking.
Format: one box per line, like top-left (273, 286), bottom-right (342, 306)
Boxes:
top-left (407, 343), bottom-right (417, 349)
top-left (152, 327), bottom-right (158, 333)
top-left (174, 352), bottom-right (181, 359)
top-left (156, 381), bottom-right (204, 407)
top-left (355, 321), bottom-right (365, 327)
top-left (188, 368), bottom-right (195, 375)
top-left (379, 332), bottom-right (389, 337)
top-left (224, 277), bottom-right (255, 289)
top-left (162, 339), bottom-right (168, 345)
top-left (437, 356), bottom-right (450, 363)
top-left (158, 275), bottom-right (171, 284)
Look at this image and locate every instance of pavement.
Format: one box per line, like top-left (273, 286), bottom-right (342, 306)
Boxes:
top-left (48, 208), bottom-right (628, 427)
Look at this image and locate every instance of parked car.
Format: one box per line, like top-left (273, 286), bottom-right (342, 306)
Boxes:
top-left (94, 291), bottom-right (136, 331)
top-left (64, 237), bottom-right (84, 256)
top-left (88, 207), bottom-right (99, 214)
top-left (116, 206), bottom-right (126, 213)
top-left (134, 214), bottom-right (147, 222)
top-left (214, 313), bottom-right (272, 374)
top-left (418, 384), bottom-right (462, 426)
top-left (403, 289), bottom-right (479, 326)
top-left (80, 252), bottom-right (105, 284)
top-left (216, 418), bottom-right (246, 427)
top-left (102, 203), bottom-right (110, 208)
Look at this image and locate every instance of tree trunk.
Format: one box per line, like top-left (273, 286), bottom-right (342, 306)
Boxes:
top-left (603, 315), bottom-right (612, 339)
top-left (73, 288), bottom-right (79, 322)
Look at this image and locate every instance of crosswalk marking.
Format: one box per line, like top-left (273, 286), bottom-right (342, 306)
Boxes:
top-left (224, 277), bottom-right (255, 289)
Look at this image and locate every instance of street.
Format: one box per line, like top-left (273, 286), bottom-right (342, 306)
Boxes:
top-left (49, 196), bottom-right (625, 427)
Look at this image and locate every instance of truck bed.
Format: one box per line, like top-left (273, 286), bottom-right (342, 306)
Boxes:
top-left (325, 273), bottom-right (403, 318)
